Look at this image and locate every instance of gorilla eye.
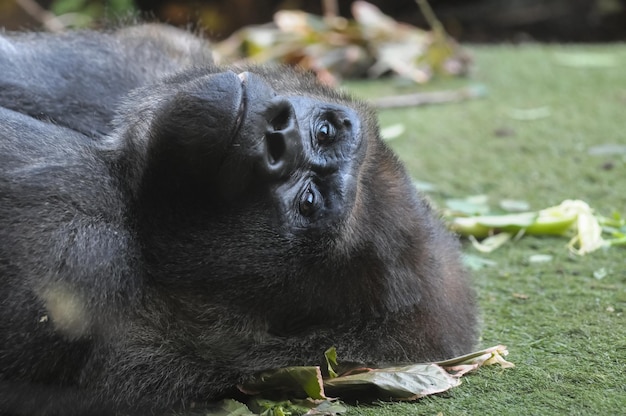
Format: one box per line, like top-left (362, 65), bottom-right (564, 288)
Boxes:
top-left (299, 186), bottom-right (317, 217)
top-left (316, 121), bottom-right (336, 144)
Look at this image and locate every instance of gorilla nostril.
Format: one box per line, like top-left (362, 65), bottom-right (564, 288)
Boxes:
top-left (263, 99), bottom-right (299, 174)
top-left (269, 102), bottom-right (293, 131)
top-left (266, 132), bottom-right (286, 165)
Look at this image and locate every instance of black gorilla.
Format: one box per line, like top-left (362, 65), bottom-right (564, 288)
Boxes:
top-left (0, 25), bottom-right (477, 415)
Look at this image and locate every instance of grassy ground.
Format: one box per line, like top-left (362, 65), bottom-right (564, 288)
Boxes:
top-left (340, 44), bottom-right (626, 415)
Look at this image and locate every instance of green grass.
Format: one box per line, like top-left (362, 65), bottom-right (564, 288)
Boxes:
top-left (340, 44), bottom-right (626, 415)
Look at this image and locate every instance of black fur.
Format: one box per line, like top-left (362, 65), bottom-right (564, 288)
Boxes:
top-left (0, 25), bottom-right (477, 415)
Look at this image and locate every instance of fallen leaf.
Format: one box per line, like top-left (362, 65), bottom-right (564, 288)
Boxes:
top-left (499, 199), bottom-right (530, 212)
top-left (528, 254), bottom-right (553, 263)
top-left (380, 123), bottom-right (405, 141)
top-left (324, 347), bottom-right (339, 378)
top-left (447, 199), bottom-right (616, 254)
top-left (238, 346), bottom-right (513, 406)
top-left (324, 363), bottom-right (461, 400)
top-left (446, 195), bottom-right (490, 216)
top-left (240, 366), bottom-right (326, 400)
top-left (561, 200), bottom-right (605, 255)
top-left (214, 1), bottom-right (470, 84)
top-left (248, 398), bottom-right (345, 416)
top-left (205, 399), bottom-right (255, 416)
top-left (593, 267), bottom-right (608, 280)
top-left (462, 253), bottom-right (497, 270)
top-left (436, 345), bottom-right (515, 377)
top-left (469, 233), bottom-right (512, 253)
top-left (413, 180), bottom-right (436, 193)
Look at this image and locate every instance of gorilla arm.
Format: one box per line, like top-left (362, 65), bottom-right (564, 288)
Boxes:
top-left (0, 25), bottom-right (212, 137)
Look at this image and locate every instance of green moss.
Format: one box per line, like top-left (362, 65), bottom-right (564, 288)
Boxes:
top-left (342, 44), bottom-right (626, 415)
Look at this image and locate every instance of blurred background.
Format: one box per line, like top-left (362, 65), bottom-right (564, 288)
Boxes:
top-left (1, 0), bottom-right (625, 42)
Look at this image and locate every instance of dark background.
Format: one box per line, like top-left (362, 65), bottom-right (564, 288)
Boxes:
top-left (1, 0), bottom-right (625, 42)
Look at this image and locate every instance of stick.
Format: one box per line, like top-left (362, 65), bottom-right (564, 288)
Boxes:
top-left (16, 0), bottom-right (65, 32)
top-left (371, 85), bottom-right (487, 109)
top-left (322, 0), bottom-right (339, 19)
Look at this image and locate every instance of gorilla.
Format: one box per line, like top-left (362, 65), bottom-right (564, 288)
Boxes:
top-left (0, 24), bottom-right (477, 415)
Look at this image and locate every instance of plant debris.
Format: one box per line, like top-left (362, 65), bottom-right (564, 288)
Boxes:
top-left (212, 345), bottom-right (513, 416)
top-left (213, 1), bottom-right (471, 85)
top-left (371, 85), bottom-right (487, 109)
top-left (446, 198), bottom-right (626, 255)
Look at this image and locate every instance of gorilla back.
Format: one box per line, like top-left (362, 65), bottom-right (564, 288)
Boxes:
top-left (0, 26), bottom-right (477, 415)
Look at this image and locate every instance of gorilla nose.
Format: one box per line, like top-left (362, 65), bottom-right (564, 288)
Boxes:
top-left (260, 99), bottom-right (302, 178)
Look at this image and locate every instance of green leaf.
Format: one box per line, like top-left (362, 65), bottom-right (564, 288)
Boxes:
top-left (446, 195), bottom-right (490, 215)
top-left (307, 400), bottom-right (348, 415)
top-left (240, 346), bottom-right (514, 405)
top-left (499, 199), bottom-right (530, 212)
top-left (474, 212), bottom-right (538, 229)
top-left (462, 253), bottom-right (497, 270)
top-left (240, 366), bottom-right (326, 400)
top-left (324, 347), bottom-right (339, 378)
top-left (204, 399), bottom-right (255, 416)
top-left (51, 0), bottom-right (87, 15)
top-left (413, 180), bottom-right (436, 193)
top-left (249, 398), bottom-right (347, 416)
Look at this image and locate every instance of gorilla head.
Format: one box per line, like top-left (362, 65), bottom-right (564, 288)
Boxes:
top-left (0, 26), bottom-right (477, 415)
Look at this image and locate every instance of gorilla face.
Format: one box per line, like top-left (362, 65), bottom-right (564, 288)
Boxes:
top-left (119, 68), bottom-right (381, 330)
top-left (0, 26), bottom-right (477, 415)
top-left (136, 70), bottom-right (364, 231)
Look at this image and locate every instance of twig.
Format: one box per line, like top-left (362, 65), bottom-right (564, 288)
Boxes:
top-left (16, 0), bottom-right (65, 32)
top-left (371, 85), bottom-right (486, 109)
top-left (322, 0), bottom-right (339, 19)
top-left (415, 0), bottom-right (445, 35)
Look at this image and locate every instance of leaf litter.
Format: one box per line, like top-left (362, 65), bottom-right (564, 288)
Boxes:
top-left (445, 197), bottom-right (626, 255)
top-left (213, 1), bottom-right (471, 86)
top-left (206, 346), bottom-right (512, 416)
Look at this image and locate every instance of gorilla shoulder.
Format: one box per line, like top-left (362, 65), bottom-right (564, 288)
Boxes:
top-left (0, 24), bottom-right (212, 137)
